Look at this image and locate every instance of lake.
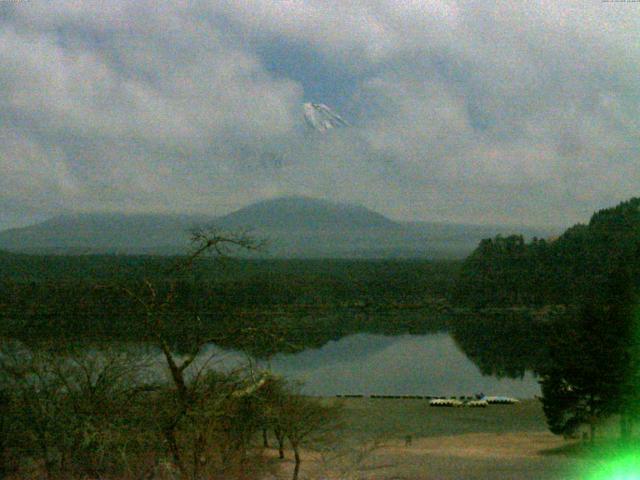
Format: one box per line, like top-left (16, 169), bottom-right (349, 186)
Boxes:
top-left (201, 332), bottom-right (540, 399)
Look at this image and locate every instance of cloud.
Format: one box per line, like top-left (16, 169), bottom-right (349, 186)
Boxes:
top-left (0, 0), bottom-right (638, 229)
top-left (0, 1), bottom-right (305, 224)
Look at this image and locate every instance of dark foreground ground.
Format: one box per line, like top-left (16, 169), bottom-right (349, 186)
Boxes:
top-left (274, 399), bottom-right (593, 480)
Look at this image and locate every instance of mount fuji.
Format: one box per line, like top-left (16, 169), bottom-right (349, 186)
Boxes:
top-left (303, 102), bottom-right (350, 132)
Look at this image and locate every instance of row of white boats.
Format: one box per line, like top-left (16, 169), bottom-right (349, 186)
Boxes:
top-left (429, 396), bottom-right (520, 407)
top-left (335, 394), bottom-right (520, 406)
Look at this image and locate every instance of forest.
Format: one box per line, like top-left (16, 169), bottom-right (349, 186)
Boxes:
top-left (457, 198), bottom-right (640, 442)
top-left (0, 254), bottom-right (457, 353)
top-left (455, 197), bottom-right (640, 309)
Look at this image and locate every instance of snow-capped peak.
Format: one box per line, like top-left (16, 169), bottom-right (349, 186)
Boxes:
top-left (303, 102), bottom-right (350, 132)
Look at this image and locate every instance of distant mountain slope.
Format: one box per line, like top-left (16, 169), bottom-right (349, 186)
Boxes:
top-left (0, 196), bottom-right (558, 258)
top-left (0, 213), bottom-right (213, 255)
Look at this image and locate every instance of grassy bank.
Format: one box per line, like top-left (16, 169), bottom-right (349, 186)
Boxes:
top-left (339, 398), bottom-right (549, 440)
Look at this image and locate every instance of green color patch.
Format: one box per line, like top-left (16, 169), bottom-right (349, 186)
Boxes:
top-left (580, 446), bottom-right (640, 480)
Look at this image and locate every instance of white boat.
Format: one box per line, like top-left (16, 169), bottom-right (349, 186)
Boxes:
top-left (465, 399), bottom-right (488, 407)
top-left (483, 396), bottom-right (519, 404)
top-left (429, 398), bottom-right (464, 407)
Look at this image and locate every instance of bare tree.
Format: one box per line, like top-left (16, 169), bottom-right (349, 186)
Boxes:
top-left (267, 386), bottom-right (341, 480)
top-left (0, 341), bottom-right (153, 480)
top-left (121, 228), bottom-right (266, 479)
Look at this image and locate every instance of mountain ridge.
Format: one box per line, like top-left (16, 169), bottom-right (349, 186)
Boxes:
top-left (215, 195), bottom-right (399, 231)
top-left (0, 196), bottom-right (558, 258)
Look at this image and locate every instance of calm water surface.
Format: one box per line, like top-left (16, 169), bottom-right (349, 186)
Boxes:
top-left (205, 333), bottom-right (540, 398)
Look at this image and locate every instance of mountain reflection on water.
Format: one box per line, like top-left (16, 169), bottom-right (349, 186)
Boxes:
top-left (203, 333), bottom-right (541, 398)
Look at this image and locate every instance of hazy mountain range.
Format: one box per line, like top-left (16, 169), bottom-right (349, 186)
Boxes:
top-left (0, 196), bottom-right (558, 258)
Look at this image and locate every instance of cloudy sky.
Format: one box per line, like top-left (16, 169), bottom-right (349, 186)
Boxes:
top-left (1, 0), bottom-right (639, 230)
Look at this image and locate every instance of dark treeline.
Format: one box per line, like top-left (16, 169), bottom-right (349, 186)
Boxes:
top-left (454, 197), bottom-right (640, 308)
top-left (0, 254), bottom-right (459, 298)
top-left (0, 255), bottom-right (459, 306)
top-left (0, 256), bottom-right (456, 354)
top-left (453, 197), bottom-right (640, 441)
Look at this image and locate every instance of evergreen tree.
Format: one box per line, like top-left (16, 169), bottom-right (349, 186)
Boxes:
top-left (539, 257), bottom-right (639, 440)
